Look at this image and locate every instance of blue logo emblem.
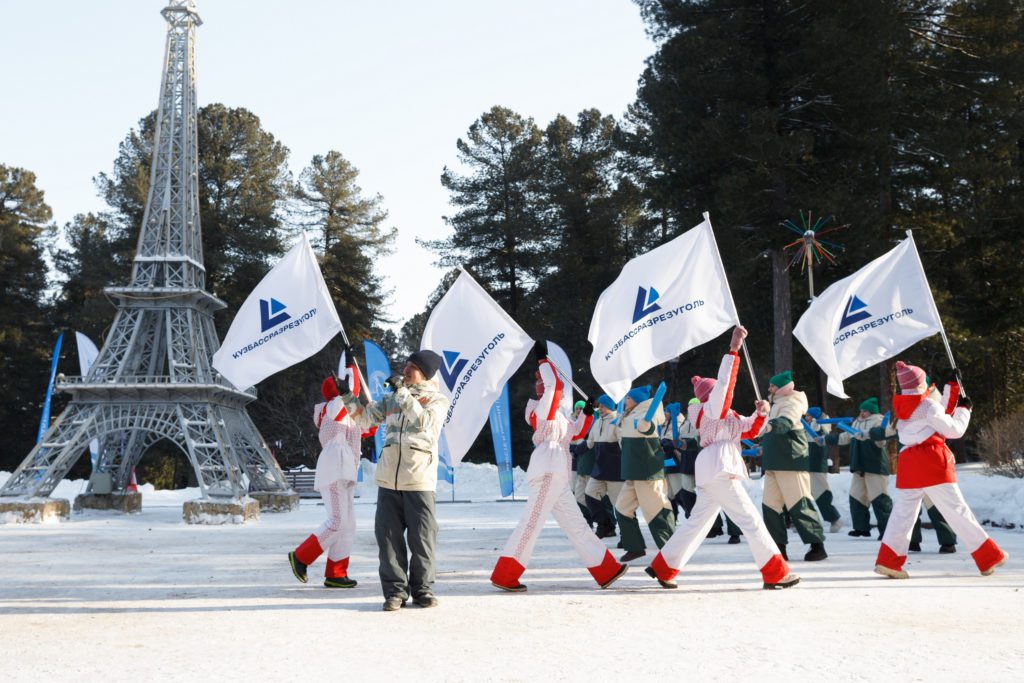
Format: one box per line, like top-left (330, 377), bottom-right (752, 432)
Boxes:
top-left (439, 350), bottom-right (468, 392)
top-left (259, 298), bottom-right (291, 332)
top-left (632, 286), bottom-right (662, 323)
top-left (839, 295), bottom-right (871, 330)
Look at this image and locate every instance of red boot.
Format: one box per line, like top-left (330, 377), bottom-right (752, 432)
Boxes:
top-left (324, 557), bottom-right (357, 588)
top-left (874, 543), bottom-right (908, 579)
top-left (491, 556), bottom-right (527, 592)
top-left (588, 550), bottom-right (629, 589)
top-left (972, 538), bottom-right (1008, 576)
top-left (761, 554), bottom-right (799, 589)
top-left (645, 552), bottom-right (679, 589)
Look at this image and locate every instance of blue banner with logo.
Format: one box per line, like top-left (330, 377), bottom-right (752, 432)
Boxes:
top-left (437, 431), bottom-right (455, 484)
top-left (36, 333), bottom-right (64, 444)
top-left (363, 340), bottom-right (392, 462)
top-left (488, 383), bottom-right (514, 497)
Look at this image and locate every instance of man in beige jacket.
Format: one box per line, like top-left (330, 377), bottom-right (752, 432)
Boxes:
top-left (342, 347), bottom-right (450, 612)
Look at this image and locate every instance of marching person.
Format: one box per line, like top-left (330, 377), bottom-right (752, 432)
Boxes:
top-left (585, 395), bottom-right (625, 539)
top-left (341, 346), bottom-right (450, 612)
top-left (675, 398), bottom-right (741, 544)
top-left (759, 371), bottom-right (828, 562)
top-left (827, 397), bottom-right (893, 539)
top-left (288, 354), bottom-right (364, 589)
top-left (645, 326), bottom-right (799, 590)
top-left (805, 407), bottom-right (842, 533)
top-left (875, 362), bottom-right (1007, 579)
top-left (615, 385), bottom-right (676, 562)
top-left (490, 345), bottom-right (629, 592)
top-left (571, 400), bottom-right (598, 529)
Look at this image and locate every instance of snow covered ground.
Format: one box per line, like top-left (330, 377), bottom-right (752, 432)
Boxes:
top-left (1, 464), bottom-right (1022, 681)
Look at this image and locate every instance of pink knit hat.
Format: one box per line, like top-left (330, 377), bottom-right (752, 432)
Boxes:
top-left (692, 375), bottom-right (715, 402)
top-left (896, 361), bottom-right (926, 393)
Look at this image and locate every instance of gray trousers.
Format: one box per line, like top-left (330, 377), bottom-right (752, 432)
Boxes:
top-left (375, 488), bottom-right (438, 600)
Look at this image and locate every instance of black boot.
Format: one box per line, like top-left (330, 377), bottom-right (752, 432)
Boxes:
top-left (728, 535), bottom-right (741, 545)
top-left (595, 525), bottom-right (617, 539)
top-left (848, 529), bottom-right (871, 538)
top-left (619, 549), bottom-right (646, 562)
top-left (804, 543), bottom-right (827, 562)
top-left (939, 544), bottom-right (956, 554)
top-left (288, 552), bottom-right (308, 583)
top-left (778, 544), bottom-right (788, 561)
top-left (909, 541), bottom-right (922, 552)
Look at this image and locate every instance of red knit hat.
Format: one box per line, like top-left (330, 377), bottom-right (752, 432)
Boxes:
top-left (321, 376), bottom-right (340, 400)
top-left (895, 361), bottom-right (926, 393)
top-left (692, 375), bottom-right (715, 402)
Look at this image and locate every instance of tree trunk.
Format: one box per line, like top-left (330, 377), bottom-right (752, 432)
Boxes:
top-left (771, 249), bottom-right (792, 374)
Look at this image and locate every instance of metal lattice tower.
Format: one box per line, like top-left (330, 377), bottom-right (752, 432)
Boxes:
top-left (0, 0), bottom-right (291, 503)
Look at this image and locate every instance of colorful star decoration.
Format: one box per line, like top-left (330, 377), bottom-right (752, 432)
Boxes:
top-left (781, 211), bottom-right (848, 273)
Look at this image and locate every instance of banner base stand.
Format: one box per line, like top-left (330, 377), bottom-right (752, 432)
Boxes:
top-left (495, 498), bottom-right (525, 503)
top-left (437, 499), bottom-right (472, 504)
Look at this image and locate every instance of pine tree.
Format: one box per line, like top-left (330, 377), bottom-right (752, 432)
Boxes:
top-left (422, 106), bottom-right (549, 319)
top-left (0, 165), bottom-right (56, 471)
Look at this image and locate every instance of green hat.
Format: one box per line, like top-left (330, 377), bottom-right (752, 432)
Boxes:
top-left (769, 370), bottom-right (793, 388)
top-left (859, 397), bottom-right (880, 414)
top-left (574, 400), bottom-right (586, 410)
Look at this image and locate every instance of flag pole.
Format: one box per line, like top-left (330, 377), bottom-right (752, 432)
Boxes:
top-left (704, 212), bottom-right (763, 401)
top-left (544, 356), bottom-right (590, 400)
top-left (905, 230), bottom-right (968, 398)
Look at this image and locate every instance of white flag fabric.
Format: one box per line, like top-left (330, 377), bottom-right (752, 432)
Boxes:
top-left (421, 269), bottom-right (534, 466)
top-left (793, 233), bottom-right (943, 399)
top-left (588, 214), bottom-right (739, 401)
top-left (546, 340), bottom-right (574, 414)
top-left (212, 232), bottom-right (343, 389)
top-left (75, 332), bottom-right (101, 467)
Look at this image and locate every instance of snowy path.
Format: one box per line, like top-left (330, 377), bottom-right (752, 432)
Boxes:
top-left (1, 490), bottom-right (1022, 682)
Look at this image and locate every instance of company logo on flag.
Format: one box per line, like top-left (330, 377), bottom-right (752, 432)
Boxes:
top-left (794, 233), bottom-right (943, 399)
top-left (588, 215), bottom-right (740, 401)
top-left (839, 295), bottom-right (871, 330)
top-left (439, 350), bottom-right (469, 392)
top-left (421, 270), bottom-right (533, 466)
top-left (259, 298), bottom-right (290, 332)
top-left (632, 286), bottom-right (662, 323)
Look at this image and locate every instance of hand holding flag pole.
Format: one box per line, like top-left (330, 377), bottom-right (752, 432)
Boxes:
top-left (544, 356), bottom-right (590, 401)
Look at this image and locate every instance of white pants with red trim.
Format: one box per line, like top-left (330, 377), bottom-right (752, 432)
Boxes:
top-left (314, 479), bottom-right (357, 561)
top-left (880, 483), bottom-right (990, 558)
top-left (500, 471), bottom-right (607, 569)
top-left (659, 473), bottom-right (781, 571)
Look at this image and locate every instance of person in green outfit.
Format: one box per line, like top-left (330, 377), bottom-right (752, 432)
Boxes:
top-left (614, 385), bottom-right (676, 562)
top-left (806, 407), bottom-right (843, 533)
top-left (759, 371), bottom-right (828, 562)
top-left (827, 397), bottom-right (894, 539)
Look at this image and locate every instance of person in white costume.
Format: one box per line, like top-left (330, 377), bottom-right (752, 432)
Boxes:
top-left (644, 326), bottom-right (800, 590)
top-left (874, 361), bottom-right (1008, 579)
top-left (288, 353), bottom-right (363, 588)
top-left (490, 345), bottom-right (629, 592)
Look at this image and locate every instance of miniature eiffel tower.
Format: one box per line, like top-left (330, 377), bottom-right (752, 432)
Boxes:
top-left (0, 0), bottom-right (297, 523)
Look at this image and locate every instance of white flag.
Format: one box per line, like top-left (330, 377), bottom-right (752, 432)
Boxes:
top-left (212, 232), bottom-right (343, 390)
top-left (75, 332), bottom-right (101, 467)
top-left (588, 214), bottom-right (739, 401)
top-left (546, 340), bottom-right (574, 414)
top-left (421, 270), bottom-right (534, 466)
top-left (793, 233), bottom-right (943, 399)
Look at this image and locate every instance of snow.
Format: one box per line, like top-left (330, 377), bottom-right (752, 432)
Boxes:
top-left (0, 464), bottom-right (1022, 681)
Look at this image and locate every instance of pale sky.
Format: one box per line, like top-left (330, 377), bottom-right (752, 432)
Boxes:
top-left (1, 0), bottom-right (654, 329)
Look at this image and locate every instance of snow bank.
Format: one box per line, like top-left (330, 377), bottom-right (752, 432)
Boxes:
top-left (3, 462), bottom-right (1022, 528)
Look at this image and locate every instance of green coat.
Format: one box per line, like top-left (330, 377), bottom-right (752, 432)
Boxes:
top-left (617, 398), bottom-right (665, 481)
top-left (826, 413), bottom-right (891, 475)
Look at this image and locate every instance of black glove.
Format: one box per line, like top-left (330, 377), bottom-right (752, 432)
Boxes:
top-left (533, 340), bottom-right (548, 364)
top-left (957, 395), bottom-right (973, 409)
top-left (332, 372), bottom-right (350, 396)
top-left (340, 342), bottom-right (356, 366)
top-left (384, 374), bottom-right (403, 391)
top-left (941, 367), bottom-right (960, 386)
top-left (582, 397), bottom-right (597, 416)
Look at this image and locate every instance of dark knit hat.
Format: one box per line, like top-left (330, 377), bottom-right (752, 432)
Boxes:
top-left (408, 350), bottom-right (442, 380)
top-left (859, 397), bottom-right (880, 414)
top-left (769, 370), bottom-right (793, 388)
